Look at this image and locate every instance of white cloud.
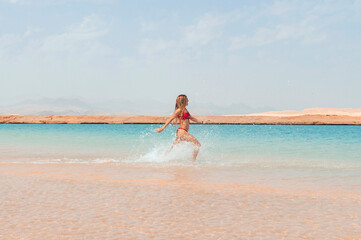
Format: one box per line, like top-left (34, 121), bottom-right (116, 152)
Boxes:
top-left (182, 13), bottom-right (227, 47)
top-left (0, 15), bottom-right (113, 65)
top-left (356, 0), bottom-right (361, 8)
top-left (0, 34), bottom-right (22, 48)
top-left (228, 1), bottom-right (361, 50)
top-left (4, 0), bottom-right (112, 6)
top-left (138, 38), bottom-right (175, 56)
top-left (0, 34), bottom-right (23, 58)
top-left (230, 20), bottom-right (326, 50)
top-left (137, 12), bottom-right (231, 60)
top-left (24, 27), bottom-right (41, 37)
top-left (38, 15), bottom-right (110, 56)
top-left (140, 21), bottom-right (156, 32)
top-left (68, 15), bottom-right (108, 39)
top-left (268, 0), bottom-right (295, 15)
top-left (0, 28), bottom-right (40, 59)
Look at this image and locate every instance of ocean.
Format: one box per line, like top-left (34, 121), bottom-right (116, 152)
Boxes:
top-left (1, 124), bottom-right (361, 239)
top-left (1, 124), bottom-right (360, 169)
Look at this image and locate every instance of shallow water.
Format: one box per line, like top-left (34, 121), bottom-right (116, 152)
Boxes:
top-left (1, 123), bottom-right (361, 190)
top-left (1, 124), bottom-right (361, 239)
top-left (1, 164), bottom-right (360, 240)
top-left (1, 124), bottom-right (361, 169)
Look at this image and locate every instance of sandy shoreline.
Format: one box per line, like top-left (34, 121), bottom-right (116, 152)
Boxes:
top-left (1, 163), bottom-right (360, 239)
top-left (1, 114), bottom-right (361, 125)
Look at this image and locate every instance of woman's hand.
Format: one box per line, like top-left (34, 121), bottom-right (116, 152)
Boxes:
top-left (202, 120), bottom-right (210, 124)
top-left (155, 128), bottom-right (163, 133)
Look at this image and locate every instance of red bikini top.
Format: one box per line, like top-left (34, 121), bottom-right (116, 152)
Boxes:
top-left (178, 111), bottom-right (191, 120)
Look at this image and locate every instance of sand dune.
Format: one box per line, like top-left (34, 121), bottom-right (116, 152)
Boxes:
top-left (1, 108), bottom-right (361, 125)
top-left (247, 108), bottom-right (361, 117)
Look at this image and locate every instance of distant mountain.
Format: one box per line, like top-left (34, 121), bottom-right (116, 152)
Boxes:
top-left (2, 98), bottom-right (357, 116)
top-left (190, 102), bottom-right (275, 116)
top-left (92, 98), bottom-right (170, 115)
top-left (93, 99), bottom-right (274, 115)
top-left (0, 97), bottom-right (274, 115)
top-left (0, 98), bottom-right (107, 115)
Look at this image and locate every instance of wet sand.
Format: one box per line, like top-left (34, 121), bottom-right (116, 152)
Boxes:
top-left (1, 113), bottom-right (361, 125)
top-left (1, 163), bottom-right (360, 239)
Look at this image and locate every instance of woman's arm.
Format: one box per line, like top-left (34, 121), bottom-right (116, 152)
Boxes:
top-left (189, 115), bottom-right (206, 124)
top-left (155, 109), bottom-right (181, 133)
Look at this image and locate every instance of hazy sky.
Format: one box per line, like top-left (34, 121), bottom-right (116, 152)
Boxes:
top-left (1, 0), bottom-right (360, 112)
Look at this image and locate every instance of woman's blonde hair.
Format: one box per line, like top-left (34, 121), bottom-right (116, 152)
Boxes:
top-left (173, 94), bottom-right (188, 125)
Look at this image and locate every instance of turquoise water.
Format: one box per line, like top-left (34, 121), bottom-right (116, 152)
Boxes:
top-left (0, 124), bottom-right (360, 169)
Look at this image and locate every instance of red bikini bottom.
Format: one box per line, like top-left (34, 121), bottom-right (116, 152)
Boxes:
top-left (177, 127), bottom-right (188, 133)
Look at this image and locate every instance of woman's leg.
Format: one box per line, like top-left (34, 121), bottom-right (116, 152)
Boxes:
top-left (177, 130), bottom-right (201, 161)
top-left (164, 136), bottom-right (180, 156)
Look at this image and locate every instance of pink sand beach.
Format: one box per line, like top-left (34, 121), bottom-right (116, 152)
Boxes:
top-left (1, 163), bottom-right (360, 239)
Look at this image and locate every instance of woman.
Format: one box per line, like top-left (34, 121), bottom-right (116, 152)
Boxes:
top-left (155, 94), bottom-right (206, 161)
